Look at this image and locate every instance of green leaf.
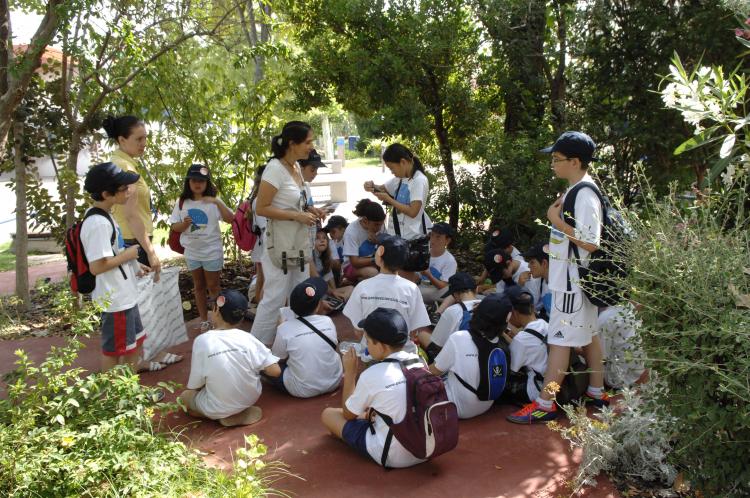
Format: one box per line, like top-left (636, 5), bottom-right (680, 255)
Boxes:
top-left (673, 130), bottom-right (721, 155)
top-left (54, 414), bottom-right (65, 426)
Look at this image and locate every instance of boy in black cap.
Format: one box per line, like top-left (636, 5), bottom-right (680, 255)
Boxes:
top-left (343, 234), bottom-right (430, 355)
top-left (323, 215), bottom-right (348, 278)
top-left (270, 277), bottom-right (343, 398)
top-left (523, 242), bottom-right (551, 321)
top-left (321, 307), bottom-right (427, 468)
top-left (80, 162), bottom-right (153, 373)
top-left (417, 272), bottom-right (481, 362)
top-left (508, 131), bottom-right (607, 424)
top-left (419, 222), bottom-right (457, 305)
top-left (180, 289), bottom-right (281, 426)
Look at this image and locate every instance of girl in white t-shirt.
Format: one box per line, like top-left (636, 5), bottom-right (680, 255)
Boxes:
top-left (250, 121), bottom-right (320, 346)
top-left (313, 229), bottom-right (354, 313)
top-left (365, 143), bottom-right (432, 242)
top-left (170, 164), bottom-right (234, 332)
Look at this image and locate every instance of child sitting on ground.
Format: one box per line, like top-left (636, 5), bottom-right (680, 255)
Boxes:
top-left (322, 215), bottom-right (348, 278)
top-left (597, 304), bottom-right (646, 389)
top-left (417, 272), bottom-right (481, 362)
top-left (341, 199), bottom-right (386, 282)
top-left (321, 307), bottom-right (428, 468)
top-left (269, 277), bottom-right (343, 398)
top-left (179, 289), bottom-right (281, 426)
top-left (343, 234), bottom-right (430, 355)
top-left (312, 228), bottom-right (353, 312)
top-left (419, 222), bottom-right (457, 305)
top-left (429, 293), bottom-right (513, 419)
top-left (521, 242), bottom-right (551, 321)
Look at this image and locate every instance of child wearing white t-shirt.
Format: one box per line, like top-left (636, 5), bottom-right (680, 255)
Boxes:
top-left (169, 164), bottom-right (234, 332)
top-left (270, 277), bottom-right (343, 397)
top-left (341, 199), bottom-right (385, 282)
top-left (179, 290), bottom-right (281, 427)
top-left (429, 293), bottom-right (514, 419)
top-left (321, 307), bottom-right (429, 468)
top-left (419, 222), bottom-right (457, 305)
top-left (343, 234), bottom-right (430, 354)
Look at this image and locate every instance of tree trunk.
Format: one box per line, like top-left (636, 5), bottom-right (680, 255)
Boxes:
top-left (432, 114), bottom-right (459, 228)
top-left (64, 129), bottom-right (82, 228)
top-left (13, 120), bottom-right (29, 310)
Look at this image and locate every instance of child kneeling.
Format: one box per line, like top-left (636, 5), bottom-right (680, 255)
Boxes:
top-left (179, 290), bottom-right (281, 426)
top-left (321, 308), bottom-right (428, 468)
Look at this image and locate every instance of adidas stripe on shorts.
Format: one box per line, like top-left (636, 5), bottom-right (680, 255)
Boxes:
top-left (101, 305), bottom-right (146, 356)
top-left (547, 289), bottom-right (598, 348)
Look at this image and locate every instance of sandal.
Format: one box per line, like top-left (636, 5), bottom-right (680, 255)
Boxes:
top-left (155, 352), bottom-right (183, 365)
top-left (137, 361), bottom-right (165, 373)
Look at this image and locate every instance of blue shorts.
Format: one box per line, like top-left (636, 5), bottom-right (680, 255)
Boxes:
top-left (101, 305), bottom-right (145, 356)
top-left (263, 362), bottom-right (288, 394)
top-left (342, 419), bottom-right (370, 458)
top-left (186, 257), bottom-right (224, 272)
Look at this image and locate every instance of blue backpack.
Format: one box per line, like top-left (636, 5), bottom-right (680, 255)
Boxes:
top-left (454, 330), bottom-right (509, 401)
top-left (457, 301), bottom-right (473, 331)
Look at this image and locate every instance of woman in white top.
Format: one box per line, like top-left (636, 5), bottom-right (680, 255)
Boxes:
top-left (365, 143), bottom-right (432, 241)
top-left (250, 121), bottom-right (319, 345)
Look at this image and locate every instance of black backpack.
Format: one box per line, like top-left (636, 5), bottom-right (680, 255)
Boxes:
top-left (390, 179), bottom-right (430, 272)
top-left (454, 330), bottom-right (510, 402)
top-left (561, 181), bottom-right (631, 307)
top-left (64, 207), bottom-right (127, 294)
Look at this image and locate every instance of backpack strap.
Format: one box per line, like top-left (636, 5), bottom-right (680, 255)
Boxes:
top-left (454, 372), bottom-right (478, 396)
top-left (522, 327), bottom-right (547, 345)
top-left (296, 316), bottom-right (337, 351)
top-left (84, 207), bottom-right (127, 281)
top-left (391, 180), bottom-right (403, 237)
top-left (560, 181), bottom-right (607, 290)
top-left (458, 301), bottom-right (467, 312)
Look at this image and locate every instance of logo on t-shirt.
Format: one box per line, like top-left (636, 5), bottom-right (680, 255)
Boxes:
top-left (187, 208), bottom-right (208, 232)
top-left (395, 183), bottom-right (410, 204)
top-left (550, 228), bottom-right (565, 245)
top-left (553, 330), bottom-right (564, 339)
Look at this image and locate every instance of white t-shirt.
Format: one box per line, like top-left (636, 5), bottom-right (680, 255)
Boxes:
top-left (343, 273), bottom-right (431, 335)
top-left (345, 350), bottom-right (427, 468)
top-left (271, 315), bottom-right (343, 398)
top-left (188, 328), bottom-right (279, 420)
top-left (342, 218), bottom-right (382, 265)
top-left (422, 250), bottom-right (457, 284)
top-left (494, 260), bottom-right (531, 294)
top-left (313, 250), bottom-right (335, 282)
top-left (169, 198), bottom-right (223, 261)
top-left (434, 330), bottom-right (496, 419)
top-left (527, 277), bottom-right (551, 317)
top-left (509, 319), bottom-right (549, 401)
top-left (331, 238), bottom-right (344, 261)
top-left (598, 305), bottom-right (644, 388)
top-left (431, 298), bottom-right (482, 347)
top-left (80, 209), bottom-right (138, 313)
top-left (548, 175), bottom-right (603, 292)
top-left (262, 158), bottom-right (305, 212)
top-left (384, 171), bottom-right (433, 240)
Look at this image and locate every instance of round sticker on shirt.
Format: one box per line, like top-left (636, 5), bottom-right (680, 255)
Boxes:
top-left (216, 295), bottom-right (226, 307)
top-left (200, 167), bottom-right (209, 176)
top-left (305, 286), bottom-right (316, 297)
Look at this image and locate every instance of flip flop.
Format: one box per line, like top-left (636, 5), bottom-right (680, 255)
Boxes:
top-left (137, 361), bottom-right (165, 373)
top-left (156, 352), bottom-right (183, 365)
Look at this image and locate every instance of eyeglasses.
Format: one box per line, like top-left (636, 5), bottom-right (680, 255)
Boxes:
top-left (551, 157), bottom-right (571, 164)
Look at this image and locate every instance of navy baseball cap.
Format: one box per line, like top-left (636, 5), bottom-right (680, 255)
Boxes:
top-left (540, 131), bottom-right (598, 163)
top-left (213, 289), bottom-right (248, 325)
top-left (474, 293), bottom-right (513, 327)
top-left (376, 233), bottom-right (408, 269)
top-left (323, 215), bottom-right (348, 232)
top-left (431, 222), bottom-right (455, 239)
top-left (186, 163), bottom-right (211, 180)
top-left (523, 242), bottom-right (549, 262)
top-left (290, 277), bottom-right (328, 316)
top-left (358, 307), bottom-right (409, 346)
top-left (484, 248), bottom-right (512, 284)
top-left (300, 149), bottom-right (325, 169)
top-left (84, 162), bottom-right (140, 194)
top-left (505, 285), bottom-right (534, 308)
top-left (441, 272), bottom-right (476, 298)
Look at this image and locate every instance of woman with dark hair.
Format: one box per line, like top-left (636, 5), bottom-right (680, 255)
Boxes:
top-left (103, 115), bottom-right (161, 281)
top-left (169, 164), bottom-right (234, 332)
top-left (250, 121), bottom-right (319, 345)
top-left (364, 143), bottom-right (432, 241)
top-left (340, 198), bottom-right (386, 282)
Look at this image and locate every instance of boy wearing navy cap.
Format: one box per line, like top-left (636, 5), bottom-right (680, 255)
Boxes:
top-left (270, 277), bottom-right (343, 398)
top-left (81, 162), bottom-right (151, 373)
top-left (508, 130), bottom-right (607, 424)
top-left (321, 307), bottom-right (427, 468)
top-left (523, 242), bottom-right (552, 321)
top-left (419, 222), bottom-right (457, 305)
top-left (179, 290), bottom-right (281, 426)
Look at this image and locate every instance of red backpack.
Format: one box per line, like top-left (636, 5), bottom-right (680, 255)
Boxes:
top-left (64, 207), bottom-right (127, 294)
top-left (371, 357), bottom-right (459, 467)
top-left (232, 199), bottom-right (258, 252)
top-left (168, 199), bottom-right (185, 254)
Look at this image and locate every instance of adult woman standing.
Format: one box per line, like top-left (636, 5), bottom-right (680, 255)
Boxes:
top-left (103, 115), bottom-right (161, 281)
top-left (250, 121), bottom-right (318, 345)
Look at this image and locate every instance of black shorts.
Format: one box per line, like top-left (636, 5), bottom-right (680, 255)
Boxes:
top-left (101, 305), bottom-right (146, 356)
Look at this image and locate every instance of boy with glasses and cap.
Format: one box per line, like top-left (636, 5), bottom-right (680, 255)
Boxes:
top-left (418, 222), bottom-right (457, 306)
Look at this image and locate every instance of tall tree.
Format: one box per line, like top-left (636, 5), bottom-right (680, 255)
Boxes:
top-left (283, 0), bottom-right (485, 227)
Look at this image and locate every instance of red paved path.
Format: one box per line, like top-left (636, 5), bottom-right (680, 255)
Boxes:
top-left (0, 314), bottom-right (618, 498)
top-left (0, 261), bottom-right (68, 295)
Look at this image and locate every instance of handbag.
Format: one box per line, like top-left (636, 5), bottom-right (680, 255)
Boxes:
top-left (391, 179), bottom-right (430, 272)
top-left (265, 188), bottom-right (312, 274)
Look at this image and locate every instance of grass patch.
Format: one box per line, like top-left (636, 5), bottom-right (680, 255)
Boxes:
top-left (0, 241), bottom-right (13, 272)
top-left (344, 157), bottom-right (382, 169)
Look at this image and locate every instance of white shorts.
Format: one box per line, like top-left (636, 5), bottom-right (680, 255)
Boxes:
top-left (548, 289), bottom-right (598, 347)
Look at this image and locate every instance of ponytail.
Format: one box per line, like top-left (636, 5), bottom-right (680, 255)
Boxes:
top-left (271, 121), bottom-right (312, 158)
top-left (102, 115), bottom-right (143, 141)
top-left (353, 198), bottom-right (386, 222)
top-left (382, 143), bottom-right (425, 178)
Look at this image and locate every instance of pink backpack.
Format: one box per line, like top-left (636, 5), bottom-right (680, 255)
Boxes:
top-left (371, 358), bottom-right (459, 467)
top-left (232, 199), bottom-right (258, 251)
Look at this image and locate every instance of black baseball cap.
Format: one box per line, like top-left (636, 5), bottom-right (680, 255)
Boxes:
top-left (323, 215), bottom-right (348, 232)
top-left (376, 233), bottom-right (408, 270)
top-left (441, 272), bottom-right (476, 298)
top-left (474, 293), bottom-right (513, 327)
top-left (186, 163), bottom-right (210, 180)
top-left (505, 285), bottom-right (534, 308)
top-left (484, 248), bottom-right (512, 284)
top-left (488, 227), bottom-right (513, 249)
top-left (290, 277), bottom-right (328, 316)
top-left (84, 162), bottom-right (140, 195)
top-left (300, 149), bottom-right (325, 169)
top-left (540, 131), bottom-right (598, 163)
top-left (431, 222), bottom-right (455, 239)
top-left (212, 289), bottom-right (248, 325)
top-left (523, 242), bottom-right (549, 262)
top-left (358, 307), bottom-right (409, 346)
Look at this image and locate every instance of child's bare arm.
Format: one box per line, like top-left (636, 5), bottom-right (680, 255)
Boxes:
top-left (89, 245), bottom-right (139, 276)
